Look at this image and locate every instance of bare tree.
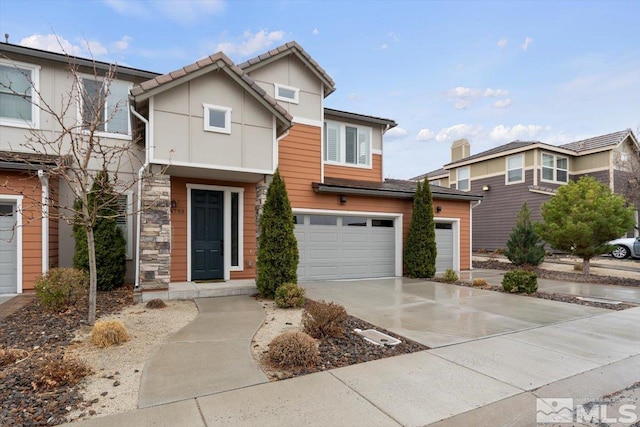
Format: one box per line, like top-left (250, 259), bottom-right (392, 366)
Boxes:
top-left (1, 48), bottom-right (155, 324)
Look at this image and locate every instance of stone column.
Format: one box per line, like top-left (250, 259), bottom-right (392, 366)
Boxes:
top-left (139, 174), bottom-right (171, 291)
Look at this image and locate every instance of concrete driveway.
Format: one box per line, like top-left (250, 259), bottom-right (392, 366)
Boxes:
top-left (303, 278), bottom-right (609, 348)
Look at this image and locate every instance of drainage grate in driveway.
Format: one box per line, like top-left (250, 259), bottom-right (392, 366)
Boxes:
top-left (354, 328), bottom-right (401, 346)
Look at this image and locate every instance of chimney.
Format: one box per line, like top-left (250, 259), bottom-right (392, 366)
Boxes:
top-left (451, 139), bottom-right (470, 162)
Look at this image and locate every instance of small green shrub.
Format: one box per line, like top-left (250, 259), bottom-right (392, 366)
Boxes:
top-left (442, 268), bottom-right (458, 282)
top-left (267, 330), bottom-right (319, 368)
top-left (302, 300), bottom-right (347, 339)
top-left (275, 283), bottom-right (306, 308)
top-left (472, 278), bottom-right (489, 287)
top-left (502, 270), bottom-right (538, 294)
top-left (35, 268), bottom-right (89, 311)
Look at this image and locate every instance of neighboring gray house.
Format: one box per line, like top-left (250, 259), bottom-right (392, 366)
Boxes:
top-left (413, 129), bottom-right (640, 251)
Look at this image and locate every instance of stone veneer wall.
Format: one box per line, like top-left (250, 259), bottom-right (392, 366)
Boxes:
top-left (139, 174), bottom-right (171, 290)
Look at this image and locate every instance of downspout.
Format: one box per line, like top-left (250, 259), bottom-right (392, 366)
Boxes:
top-left (37, 170), bottom-right (49, 273)
top-left (469, 199), bottom-right (482, 270)
top-left (130, 105), bottom-right (150, 289)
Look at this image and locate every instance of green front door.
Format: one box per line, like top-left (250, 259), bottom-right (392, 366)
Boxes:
top-left (191, 190), bottom-right (224, 280)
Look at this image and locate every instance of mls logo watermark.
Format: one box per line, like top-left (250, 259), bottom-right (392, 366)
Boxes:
top-left (536, 397), bottom-right (639, 424)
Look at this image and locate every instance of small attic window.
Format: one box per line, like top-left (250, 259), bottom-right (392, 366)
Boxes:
top-left (274, 83), bottom-right (299, 104)
top-left (203, 104), bottom-right (231, 134)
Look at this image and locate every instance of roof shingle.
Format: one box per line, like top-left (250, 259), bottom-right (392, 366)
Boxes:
top-left (559, 129), bottom-right (632, 152)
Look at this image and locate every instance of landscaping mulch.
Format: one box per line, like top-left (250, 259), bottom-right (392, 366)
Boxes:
top-left (0, 286), bottom-right (133, 427)
top-left (265, 314), bottom-right (428, 381)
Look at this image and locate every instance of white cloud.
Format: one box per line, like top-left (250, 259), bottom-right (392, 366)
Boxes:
top-left (347, 93), bottom-right (364, 102)
top-left (20, 34), bottom-right (83, 56)
top-left (385, 127), bottom-right (408, 140)
top-left (380, 43), bottom-right (388, 50)
top-left (489, 124), bottom-right (548, 143)
top-left (416, 129), bottom-right (435, 141)
top-left (484, 88), bottom-right (509, 97)
top-left (81, 40), bottom-right (108, 56)
top-left (493, 98), bottom-right (512, 108)
top-left (103, 0), bottom-right (147, 16)
top-left (447, 86), bottom-right (510, 109)
top-left (215, 29), bottom-right (286, 57)
top-left (312, 28), bottom-right (319, 35)
top-left (522, 36), bottom-right (533, 51)
top-left (497, 38), bottom-right (508, 48)
top-left (435, 124), bottom-right (484, 143)
top-left (111, 35), bottom-right (132, 51)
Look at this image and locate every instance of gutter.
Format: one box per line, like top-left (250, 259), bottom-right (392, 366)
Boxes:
top-left (37, 170), bottom-right (49, 274)
top-left (130, 105), bottom-right (150, 289)
top-left (313, 183), bottom-right (483, 201)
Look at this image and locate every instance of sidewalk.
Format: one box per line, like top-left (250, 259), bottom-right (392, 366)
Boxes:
top-left (63, 299), bottom-right (640, 427)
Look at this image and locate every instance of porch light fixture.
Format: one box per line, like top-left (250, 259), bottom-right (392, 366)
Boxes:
top-left (171, 200), bottom-right (177, 208)
top-left (436, 206), bottom-right (442, 213)
top-left (339, 195), bottom-right (347, 205)
top-left (482, 185), bottom-right (490, 191)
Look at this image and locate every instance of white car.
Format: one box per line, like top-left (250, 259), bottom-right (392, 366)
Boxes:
top-left (608, 237), bottom-right (640, 259)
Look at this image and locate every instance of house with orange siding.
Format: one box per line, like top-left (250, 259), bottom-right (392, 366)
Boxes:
top-left (0, 41), bottom-right (481, 298)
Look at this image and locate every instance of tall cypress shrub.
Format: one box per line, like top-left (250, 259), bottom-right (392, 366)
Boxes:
top-left (73, 171), bottom-right (126, 291)
top-left (504, 202), bottom-right (546, 267)
top-left (256, 169), bottom-right (299, 298)
top-left (404, 180), bottom-right (437, 278)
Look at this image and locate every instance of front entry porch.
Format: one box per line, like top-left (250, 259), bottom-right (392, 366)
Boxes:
top-left (140, 279), bottom-right (257, 302)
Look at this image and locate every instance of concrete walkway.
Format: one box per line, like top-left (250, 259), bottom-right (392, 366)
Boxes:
top-left (137, 296), bottom-right (268, 408)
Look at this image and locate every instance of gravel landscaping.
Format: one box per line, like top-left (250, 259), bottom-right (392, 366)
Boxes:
top-left (0, 287), bottom-right (132, 426)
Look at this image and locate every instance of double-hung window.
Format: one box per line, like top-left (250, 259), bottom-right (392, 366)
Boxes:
top-left (457, 167), bottom-right (470, 191)
top-left (81, 77), bottom-right (131, 136)
top-left (541, 153), bottom-right (568, 183)
top-left (324, 121), bottom-right (371, 167)
top-left (506, 154), bottom-right (524, 184)
top-left (0, 60), bottom-right (39, 128)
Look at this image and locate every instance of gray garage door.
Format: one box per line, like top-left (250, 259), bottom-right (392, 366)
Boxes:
top-left (294, 214), bottom-right (395, 281)
top-left (435, 222), bottom-right (454, 272)
top-left (0, 203), bottom-right (18, 294)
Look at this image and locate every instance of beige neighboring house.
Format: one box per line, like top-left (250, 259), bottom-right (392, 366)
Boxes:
top-left (412, 130), bottom-right (640, 251)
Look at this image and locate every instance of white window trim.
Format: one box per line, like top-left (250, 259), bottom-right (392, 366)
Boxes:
top-left (293, 208), bottom-right (403, 277)
top-left (323, 121), bottom-right (373, 169)
top-left (457, 167), bottom-right (470, 191)
top-left (541, 152), bottom-right (569, 184)
top-left (274, 83), bottom-right (299, 104)
top-left (431, 179), bottom-right (441, 186)
top-left (118, 192), bottom-right (134, 260)
top-left (186, 184), bottom-right (244, 282)
top-left (0, 58), bottom-right (40, 129)
top-left (0, 195), bottom-right (23, 293)
top-left (506, 154), bottom-right (525, 185)
top-left (78, 74), bottom-right (133, 139)
top-left (203, 103), bottom-right (232, 134)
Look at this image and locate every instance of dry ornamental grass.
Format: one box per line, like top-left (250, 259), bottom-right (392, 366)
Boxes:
top-left (91, 320), bottom-right (130, 348)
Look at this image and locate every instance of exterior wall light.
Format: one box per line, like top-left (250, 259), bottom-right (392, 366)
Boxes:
top-left (482, 185), bottom-right (490, 191)
top-left (436, 206), bottom-right (442, 213)
top-left (339, 195), bottom-right (347, 205)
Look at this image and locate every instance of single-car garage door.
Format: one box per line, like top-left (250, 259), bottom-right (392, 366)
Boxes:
top-left (295, 214), bottom-right (396, 281)
top-left (0, 202), bottom-right (18, 294)
top-left (435, 222), bottom-right (454, 272)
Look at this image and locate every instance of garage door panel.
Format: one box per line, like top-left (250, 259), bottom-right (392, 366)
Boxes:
top-left (295, 214), bottom-right (396, 281)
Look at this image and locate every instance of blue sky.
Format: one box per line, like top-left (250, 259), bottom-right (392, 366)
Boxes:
top-left (1, 0), bottom-right (638, 179)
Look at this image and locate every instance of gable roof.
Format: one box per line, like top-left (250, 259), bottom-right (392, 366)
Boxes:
top-left (131, 52), bottom-right (292, 134)
top-left (559, 129), bottom-right (635, 152)
top-left (238, 41), bottom-right (336, 97)
top-left (313, 177), bottom-right (482, 201)
top-left (444, 141), bottom-right (538, 168)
